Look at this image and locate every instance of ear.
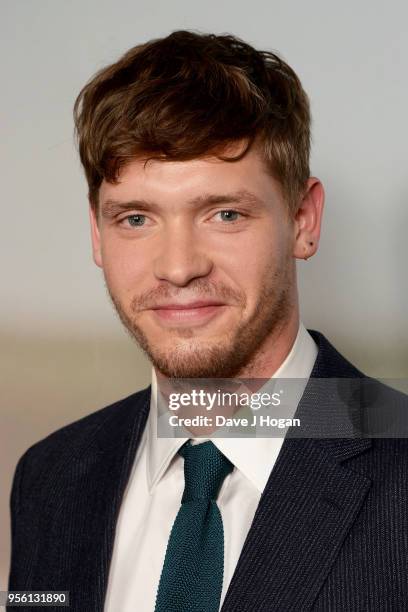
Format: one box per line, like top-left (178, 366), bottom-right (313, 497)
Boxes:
top-left (292, 178), bottom-right (325, 260)
top-left (89, 202), bottom-right (103, 268)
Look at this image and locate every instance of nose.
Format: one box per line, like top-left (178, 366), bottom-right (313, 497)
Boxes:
top-left (153, 222), bottom-right (213, 287)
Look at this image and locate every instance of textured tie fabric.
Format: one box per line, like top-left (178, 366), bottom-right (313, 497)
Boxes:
top-left (154, 440), bottom-right (234, 612)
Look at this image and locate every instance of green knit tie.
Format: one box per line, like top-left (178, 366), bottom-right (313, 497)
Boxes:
top-left (154, 440), bottom-right (234, 612)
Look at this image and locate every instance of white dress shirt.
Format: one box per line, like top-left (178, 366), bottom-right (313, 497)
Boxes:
top-left (104, 321), bottom-right (318, 611)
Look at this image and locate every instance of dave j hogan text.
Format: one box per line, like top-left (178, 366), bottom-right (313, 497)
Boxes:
top-left (168, 414), bottom-right (300, 429)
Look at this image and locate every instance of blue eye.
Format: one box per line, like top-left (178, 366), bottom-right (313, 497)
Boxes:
top-left (126, 214), bottom-right (146, 226)
top-left (218, 210), bottom-right (240, 221)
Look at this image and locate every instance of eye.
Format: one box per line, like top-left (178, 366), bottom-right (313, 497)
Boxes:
top-left (121, 214), bottom-right (146, 227)
top-left (214, 210), bottom-right (242, 222)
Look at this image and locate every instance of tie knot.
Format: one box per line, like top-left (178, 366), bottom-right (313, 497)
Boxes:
top-left (178, 440), bottom-right (234, 503)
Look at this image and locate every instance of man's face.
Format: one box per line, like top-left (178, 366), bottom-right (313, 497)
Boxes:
top-left (90, 144), bottom-right (298, 378)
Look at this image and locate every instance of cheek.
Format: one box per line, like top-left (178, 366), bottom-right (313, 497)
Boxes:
top-left (101, 241), bottom-right (144, 296)
top-left (224, 227), bottom-right (280, 283)
top-left (212, 229), bottom-right (281, 311)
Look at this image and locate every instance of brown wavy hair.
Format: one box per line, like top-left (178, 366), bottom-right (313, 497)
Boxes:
top-left (73, 30), bottom-right (311, 217)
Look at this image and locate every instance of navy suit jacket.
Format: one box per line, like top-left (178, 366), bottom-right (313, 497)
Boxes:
top-left (8, 329), bottom-right (408, 611)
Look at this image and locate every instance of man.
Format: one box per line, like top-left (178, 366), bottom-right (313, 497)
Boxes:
top-left (8, 30), bottom-right (408, 611)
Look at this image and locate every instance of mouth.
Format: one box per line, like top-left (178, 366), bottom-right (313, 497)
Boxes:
top-left (149, 301), bottom-right (228, 326)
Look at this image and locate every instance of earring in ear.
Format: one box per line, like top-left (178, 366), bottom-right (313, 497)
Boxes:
top-left (304, 241), bottom-right (314, 259)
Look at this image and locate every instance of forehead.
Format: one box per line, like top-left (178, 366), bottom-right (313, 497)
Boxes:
top-left (99, 145), bottom-right (281, 208)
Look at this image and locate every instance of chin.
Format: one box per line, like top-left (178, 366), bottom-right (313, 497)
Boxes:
top-left (147, 340), bottom-right (249, 379)
top-left (150, 344), bottom-right (221, 378)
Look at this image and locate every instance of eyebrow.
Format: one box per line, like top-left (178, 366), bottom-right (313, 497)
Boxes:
top-left (100, 189), bottom-right (265, 218)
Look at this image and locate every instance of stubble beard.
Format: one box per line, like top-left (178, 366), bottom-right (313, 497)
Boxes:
top-left (106, 261), bottom-right (294, 379)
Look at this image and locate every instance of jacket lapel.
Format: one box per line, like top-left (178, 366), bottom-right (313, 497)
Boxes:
top-left (221, 330), bottom-right (373, 611)
top-left (221, 437), bottom-right (371, 611)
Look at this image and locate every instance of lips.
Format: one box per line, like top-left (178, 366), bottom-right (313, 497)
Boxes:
top-left (149, 301), bottom-right (227, 326)
top-left (151, 300), bottom-right (225, 310)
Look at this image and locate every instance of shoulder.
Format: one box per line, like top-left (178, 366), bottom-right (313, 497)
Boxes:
top-left (21, 385), bottom-right (150, 460)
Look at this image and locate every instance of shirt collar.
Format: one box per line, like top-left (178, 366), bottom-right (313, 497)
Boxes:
top-left (147, 321), bottom-right (318, 493)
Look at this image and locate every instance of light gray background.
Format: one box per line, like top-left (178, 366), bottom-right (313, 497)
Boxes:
top-left (1, 0), bottom-right (407, 589)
